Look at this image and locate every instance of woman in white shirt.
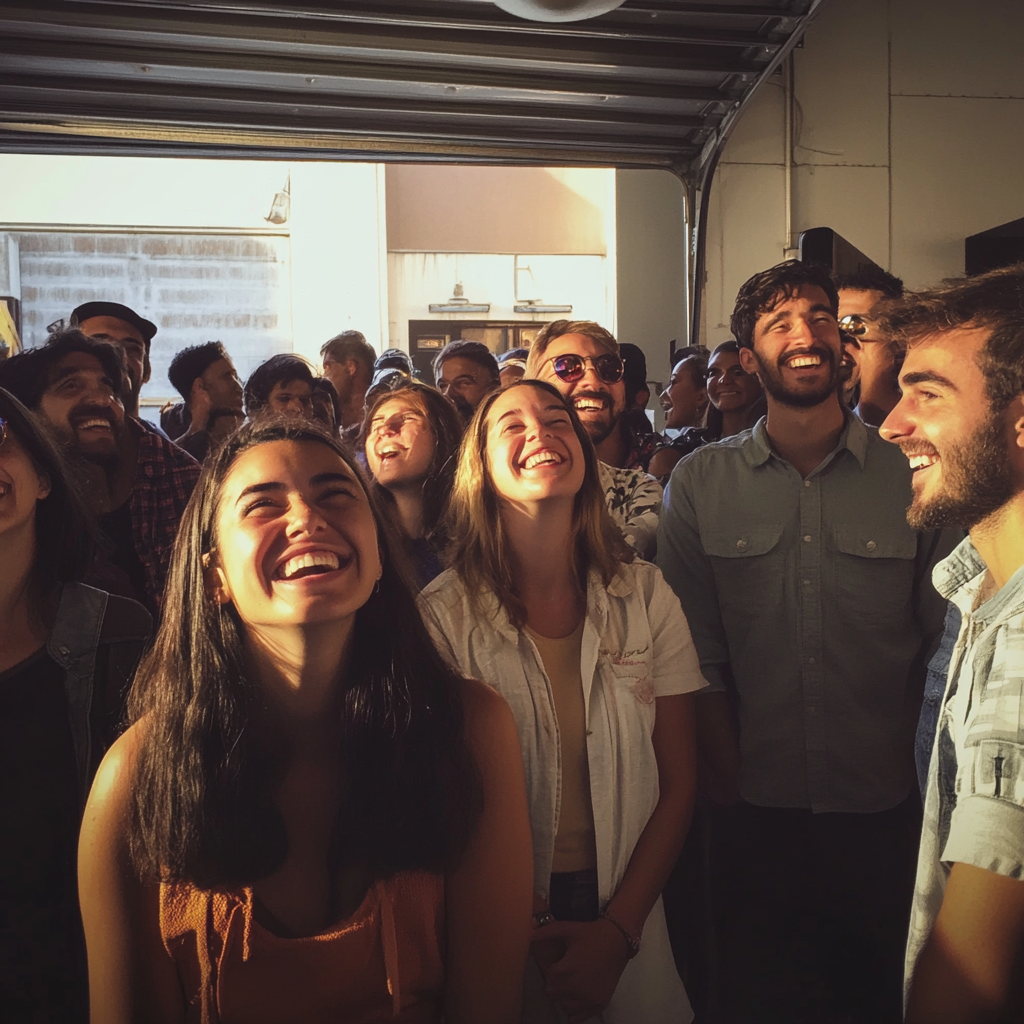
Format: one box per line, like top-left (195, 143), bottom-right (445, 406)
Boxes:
top-left (420, 379), bottom-right (706, 1024)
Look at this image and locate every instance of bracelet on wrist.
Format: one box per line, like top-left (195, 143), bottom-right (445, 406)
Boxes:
top-left (600, 909), bottom-right (641, 959)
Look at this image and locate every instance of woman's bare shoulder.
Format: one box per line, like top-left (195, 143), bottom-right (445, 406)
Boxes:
top-left (87, 718), bottom-right (149, 824)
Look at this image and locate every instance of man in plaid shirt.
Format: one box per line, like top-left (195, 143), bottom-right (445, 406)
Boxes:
top-left (879, 266), bottom-right (1024, 1023)
top-left (0, 330), bottom-right (199, 615)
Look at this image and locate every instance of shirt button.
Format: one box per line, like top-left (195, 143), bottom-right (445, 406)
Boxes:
top-left (804, 480), bottom-right (811, 488)
top-left (866, 540), bottom-right (877, 552)
top-left (59, 645), bottom-right (70, 656)
top-left (803, 579), bottom-right (811, 586)
top-left (807, 657), bottom-right (816, 665)
top-left (736, 539), bottom-right (748, 551)
top-left (803, 534), bottom-right (812, 543)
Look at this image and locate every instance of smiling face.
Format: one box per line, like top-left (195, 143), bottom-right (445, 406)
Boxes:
top-left (536, 333), bottom-right (626, 445)
top-left (365, 396), bottom-right (436, 491)
top-left (36, 351), bottom-right (127, 468)
top-left (209, 439), bottom-right (381, 631)
top-left (880, 327), bottom-right (1019, 530)
top-left (740, 284), bottom-right (842, 409)
top-left (660, 356), bottom-right (708, 429)
top-left (707, 348), bottom-right (762, 414)
top-left (484, 384), bottom-right (585, 507)
top-left (0, 423), bottom-right (51, 549)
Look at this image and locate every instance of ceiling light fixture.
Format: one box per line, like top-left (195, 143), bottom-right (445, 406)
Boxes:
top-left (493, 0), bottom-right (625, 22)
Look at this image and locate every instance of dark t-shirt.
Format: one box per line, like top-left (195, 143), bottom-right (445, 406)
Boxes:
top-left (0, 649), bottom-right (88, 1022)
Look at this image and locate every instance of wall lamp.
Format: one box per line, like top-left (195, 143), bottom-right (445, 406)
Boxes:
top-left (514, 301), bottom-right (573, 314)
top-left (429, 282), bottom-right (490, 314)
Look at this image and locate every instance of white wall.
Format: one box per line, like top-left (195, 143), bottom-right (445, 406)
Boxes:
top-left (287, 162), bottom-right (388, 365)
top-left (702, 0), bottom-right (1024, 346)
top-left (387, 252), bottom-right (612, 349)
top-left (615, 169), bottom-right (689, 387)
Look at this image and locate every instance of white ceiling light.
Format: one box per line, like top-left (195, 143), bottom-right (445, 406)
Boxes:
top-left (493, 0), bottom-right (626, 23)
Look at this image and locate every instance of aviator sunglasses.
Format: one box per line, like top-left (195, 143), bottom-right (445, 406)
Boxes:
top-left (838, 314), bottom-right (881, 339)
top-left (547, 352), bottom-right (625, 385)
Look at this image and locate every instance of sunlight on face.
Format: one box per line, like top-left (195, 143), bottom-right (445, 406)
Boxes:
top-left (211, 439), bottom-right (380, 631)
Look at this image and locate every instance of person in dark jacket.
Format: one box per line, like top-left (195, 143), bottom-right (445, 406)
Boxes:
top-left (0, 387), bottom-right (150, 1023)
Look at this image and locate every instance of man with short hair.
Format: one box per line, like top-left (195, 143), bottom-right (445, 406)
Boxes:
top-left (657, 261), bottom-right (950, 1023)
top-left (243, 353), bottom-right (316, 419)
top-left (497, 347), bottom-right (528, 387)
top-left (878, 266), bottom-right (1024, 1024)
top-left (527, 320), bottom-right (662, 559)
top-left (433, 340), bottom-right (500, 424)
top-left (834, 267), bottom-right (904, 427)
top-left (0, 331), bottom-right (199, 615)
top-left (167, 341), bottom-right (244, 462)
top-left (320, 330), bottom-right (376, 438)
top-left (70, 300), bottom-right (156, 421)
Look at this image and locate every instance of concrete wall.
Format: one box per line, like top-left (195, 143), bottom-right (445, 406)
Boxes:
top-left (386, 166), bottom-right (609, 255)
top-left (701, 0), bottom-right (1024, 347)
top-left (615, 169), bottom-right (689, 387)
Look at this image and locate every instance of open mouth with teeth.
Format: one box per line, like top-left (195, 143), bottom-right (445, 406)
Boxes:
top-left (375, 444), bottom-right (404, 461)
top-left (907, 452), bottom-right (939, 474)
top-left (785, 354), bottom-right (823, 370)
top-left (274, 550), bottom-right (344, 581)
top-left (521, 450), bottom-right (564, 471)
top-left (75, 416), bottom-right (115, 432)
top-left (573, 397), bottom-right (608, 413)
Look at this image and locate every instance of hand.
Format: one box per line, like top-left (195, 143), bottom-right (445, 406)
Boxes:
top-left (530, 918), bottom-right (630, 1024)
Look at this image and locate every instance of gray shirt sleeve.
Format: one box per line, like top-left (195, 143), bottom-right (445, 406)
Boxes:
top-left (656, 462), bottom-right (729, 693)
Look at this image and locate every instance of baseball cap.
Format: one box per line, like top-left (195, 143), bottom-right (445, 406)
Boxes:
top-left (70, 301), bottom-right (158, 344)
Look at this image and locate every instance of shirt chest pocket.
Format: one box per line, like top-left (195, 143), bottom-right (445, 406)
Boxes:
top-left (604, 645), bottom-right (656, 707)
top-left (832, 524), bottom-right (917, 624)
top-left (703, 525), bottom-right (785, 619)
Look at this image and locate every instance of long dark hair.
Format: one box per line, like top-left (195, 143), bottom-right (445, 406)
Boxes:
top-left (0, 387), bottom-right (95, 596)
top-left (703, 340), bottom-right (766, 439)
top-left (361, 379), bottom-right (463, 547)
top-left (127, 418), bottom-right (482, 887)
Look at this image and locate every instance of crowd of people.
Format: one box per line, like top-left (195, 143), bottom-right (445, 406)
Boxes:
top-left (0, 258), bottom-right (1022, 1024)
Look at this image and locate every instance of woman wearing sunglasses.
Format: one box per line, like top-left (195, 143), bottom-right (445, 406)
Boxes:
top-left (78, 418), bottom-right (533, 1023)
top-left (421, 380), bottom-right (705, 1024)
top-left (362, 379), bottom-right (463, 588)
top-left (0, 388), bottom-right (150, 1022)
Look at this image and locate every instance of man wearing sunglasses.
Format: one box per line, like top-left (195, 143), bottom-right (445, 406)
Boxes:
top-left (835, 267), bottom-right (904, 427)
top-left (526, 320), bottom-right (662, 559)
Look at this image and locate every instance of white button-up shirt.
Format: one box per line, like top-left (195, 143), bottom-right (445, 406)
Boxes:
top-left (420, 560), bottom-right (706, 1022)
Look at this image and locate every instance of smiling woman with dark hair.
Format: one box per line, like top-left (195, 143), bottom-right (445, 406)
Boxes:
top-left (0, 387), bottom-right (150, 1023)
top-left (78, 417), bottom-right (532, 1024)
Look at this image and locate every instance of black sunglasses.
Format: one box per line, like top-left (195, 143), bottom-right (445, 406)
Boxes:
top-left (548, 353), bottom-right (624, 386)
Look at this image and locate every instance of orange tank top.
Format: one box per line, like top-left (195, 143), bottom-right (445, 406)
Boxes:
top-left (159, 871), bottom-right (445, 1024)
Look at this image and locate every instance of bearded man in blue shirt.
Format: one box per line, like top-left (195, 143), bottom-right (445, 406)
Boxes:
top-left (658, 260), bottom-right (951, 1024)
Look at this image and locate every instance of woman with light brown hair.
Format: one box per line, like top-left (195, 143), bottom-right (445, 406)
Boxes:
top-left (420, 379), bottom-right (706, 1024)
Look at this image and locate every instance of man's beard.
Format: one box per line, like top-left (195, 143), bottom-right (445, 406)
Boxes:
top-left (449, 391), bottom-right (475, 424)
top-left (57, 406), bottom-right (124, 476)
top-left (752, 346), bottom-right (841, 409)
top-left (572, 390), bottom-right (620, 445)
top-left (903, 414), bottom-right (1016, 531)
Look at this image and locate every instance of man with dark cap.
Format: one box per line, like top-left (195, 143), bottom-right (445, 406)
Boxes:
top-left (70, 301), bottom-right (156, 421)
top-left (167, 341), bottom-right (244, 462)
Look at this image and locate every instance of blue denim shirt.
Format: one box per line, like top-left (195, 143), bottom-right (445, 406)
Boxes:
top-left (915, 602), bottom-right (961, 797)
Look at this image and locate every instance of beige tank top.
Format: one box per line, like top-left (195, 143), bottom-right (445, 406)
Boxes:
top-left (526, 621), bottom-right (597, 873)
